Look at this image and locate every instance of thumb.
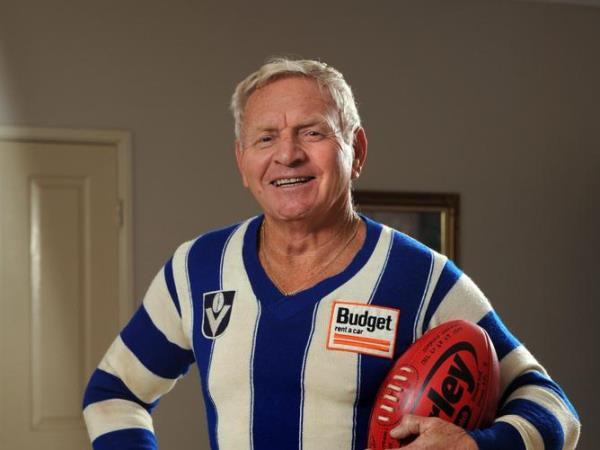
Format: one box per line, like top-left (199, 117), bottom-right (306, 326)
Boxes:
top-left (389, 414), bottom-right (427, 440)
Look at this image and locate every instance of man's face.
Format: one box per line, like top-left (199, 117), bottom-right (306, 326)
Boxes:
top-left (235, 76), bottom-right (364, 224)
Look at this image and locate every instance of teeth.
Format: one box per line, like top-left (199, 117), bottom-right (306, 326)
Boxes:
top-left (272, 177), bottom-right (313, 187)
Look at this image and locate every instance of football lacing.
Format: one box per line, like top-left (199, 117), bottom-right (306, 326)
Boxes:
top-left (386, 365), bottom-right (413, 392)
top-left (377, 365), bottom-right (414, 424)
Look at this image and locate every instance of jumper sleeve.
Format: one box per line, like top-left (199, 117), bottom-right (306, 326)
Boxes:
top-left (422, 259), bottom-right (580, 450)
top-left (82, 257), bottom-right (195, 450)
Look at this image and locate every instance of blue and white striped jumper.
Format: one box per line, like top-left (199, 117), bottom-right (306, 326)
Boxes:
top-left (83, 215), bottom-right (580, 449)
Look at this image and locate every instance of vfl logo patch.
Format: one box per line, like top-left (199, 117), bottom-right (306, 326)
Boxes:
top-left (202, 290), bottom-right (235, 339)
top-left (327, 301), bottom-right (400, 359)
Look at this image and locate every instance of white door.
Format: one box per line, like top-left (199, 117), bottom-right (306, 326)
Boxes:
top-left (0, 130), bottom-right (132, 450)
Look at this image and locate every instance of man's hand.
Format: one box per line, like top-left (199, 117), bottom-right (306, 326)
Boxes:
top-left (391, 415), bottom-right (477, 449)
top-left (366, 414), bottom-right (478, 450)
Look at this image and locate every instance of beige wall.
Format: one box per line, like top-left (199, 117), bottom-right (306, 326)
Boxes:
top-left (1, 1), bottom-right (598, 448)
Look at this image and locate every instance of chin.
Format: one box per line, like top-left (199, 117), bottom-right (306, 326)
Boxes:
top-left (266, 206), bottom-right (315, 222)
top-left (262, 200), bottom-right (313, 219)
top-left (273, 211), bottom-right (312, 222)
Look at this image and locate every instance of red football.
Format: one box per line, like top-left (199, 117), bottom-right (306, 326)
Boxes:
top-left (367, 320), bottom-right (500, 449)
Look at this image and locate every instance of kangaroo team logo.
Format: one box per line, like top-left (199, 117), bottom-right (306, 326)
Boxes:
top-left (202, 290), bottom-right (235, 339)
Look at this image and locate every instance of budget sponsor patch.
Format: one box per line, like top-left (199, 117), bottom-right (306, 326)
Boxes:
top-left (327, 301), bottom-right (400, 359)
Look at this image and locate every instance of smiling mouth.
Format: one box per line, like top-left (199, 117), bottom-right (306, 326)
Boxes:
top-left (271, 176), bottom-right (315, 187)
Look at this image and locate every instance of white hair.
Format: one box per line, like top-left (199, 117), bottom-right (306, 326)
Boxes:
top-left (230, 57), bottom-right (361, 145)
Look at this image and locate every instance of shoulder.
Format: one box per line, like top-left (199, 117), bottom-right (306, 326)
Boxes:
top-left (363, 214), bottom-right (465, 275)
top-left (164, 217), bottom-right (256, 282)
top-left (173, 217), bottom-right (255, 257)
top-left (363, 214), bottom-right (439, 268)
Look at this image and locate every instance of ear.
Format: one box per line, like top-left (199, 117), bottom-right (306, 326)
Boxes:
top-left (235, 140), bottom-right (249, 188)
top-left (351, 127), bottom-right (368, 180)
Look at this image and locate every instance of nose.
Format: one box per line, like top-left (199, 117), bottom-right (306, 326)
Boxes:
top-left (274, 133), bottom-right (306, 167)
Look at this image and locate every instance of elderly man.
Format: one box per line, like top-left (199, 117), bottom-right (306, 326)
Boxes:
top-left (83, 58), bottom-right (580, 450)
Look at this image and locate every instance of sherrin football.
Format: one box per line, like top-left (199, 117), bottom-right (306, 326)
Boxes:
top-left (367, 320), bottom-right (500, 449)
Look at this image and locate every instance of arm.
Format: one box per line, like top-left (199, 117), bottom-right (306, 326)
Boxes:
top-left (82, 258), bottom-right (195, 450)
top-left (419, 259), bottom-right (580, 450)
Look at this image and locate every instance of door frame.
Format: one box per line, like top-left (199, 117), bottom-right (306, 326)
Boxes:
top-left (0, 126), bottom-right (134, 325)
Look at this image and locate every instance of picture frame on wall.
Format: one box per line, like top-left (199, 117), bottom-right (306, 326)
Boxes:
top-left (353, 190), bottom-right (460, 262)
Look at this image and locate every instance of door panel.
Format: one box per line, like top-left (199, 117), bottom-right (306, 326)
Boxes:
top-left (0, 136), bottom-right (128, 449)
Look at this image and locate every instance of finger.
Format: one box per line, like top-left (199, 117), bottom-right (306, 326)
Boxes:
top-left (389, 414), bottom-right (425, 440)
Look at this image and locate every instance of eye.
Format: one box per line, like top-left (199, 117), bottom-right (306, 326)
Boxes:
top-left (301, 129), bottom-right (325, 142)
top-left (255, 134), bottom-right (275, 148)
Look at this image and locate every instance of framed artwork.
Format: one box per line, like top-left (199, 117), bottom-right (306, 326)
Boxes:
top-left (353, 190), bottom-right (460, 262)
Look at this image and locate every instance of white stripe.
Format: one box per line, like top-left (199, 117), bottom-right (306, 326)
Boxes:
top-left (205, 340), bottom-right (219, 442)
top-left (99, 336), bottom-right (177, 404)
top-left (249, 301), bottom-right (262, 450)
top-left (172, 240), bottom-right (196, 351)
top-left (220, 222), bottom-right (242, 287)
top-left (83, 398), bottom-right (154, 442)
top-left (301, 226), bottom-right (393, 450)
top-left (414, 251), bottom-right (447, 340)
top-left (351, 354), bottom-right (362, 450)
top-left (367, 226), bottom-right (394, 305)
top-left (505, 385), bottom-right (581, 449)
top-left (209, 219), bottom-right (260, 450)
top-left (198, 226), bottom-right (240, 450)
top-left (499, 346), bottom-right (547, 396)
top-left (495, 414), bottom-right (544, 450)
top-left (143, 268), bottom-right (191, 350)
top-left (427, 273), bottom-right (493, 329)
top-left (351, 226), bottom-right (393, 450)
top-left (299, 303), bottom-right (320, 450)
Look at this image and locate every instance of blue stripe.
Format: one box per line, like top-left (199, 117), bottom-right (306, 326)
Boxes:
top-left (500, 398), bottom-right (565, 450)
top-left (469, 421), bottom-right (525, 450)
top-left (164, 258), bottom-right (181, 316)
top-left (502, 371), bottom-right (579, 420)
top-left (92, 428), bottom-right (157, 450)
top-left (83, 369), bottom-right (158, 411)
top-left (477, 310), bottom-right (521, 360)
top-left (252, 302), bottom-right (318, 449)
top-left (120, 305), bottom-right (195, 379)
top-left (421, 259), bottom-right (463, 334)
top-left (354, 229), bottom-right (435, 449)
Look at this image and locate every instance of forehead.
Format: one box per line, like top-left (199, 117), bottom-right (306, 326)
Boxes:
top-left (243, 76), bottom-right (336, 129)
